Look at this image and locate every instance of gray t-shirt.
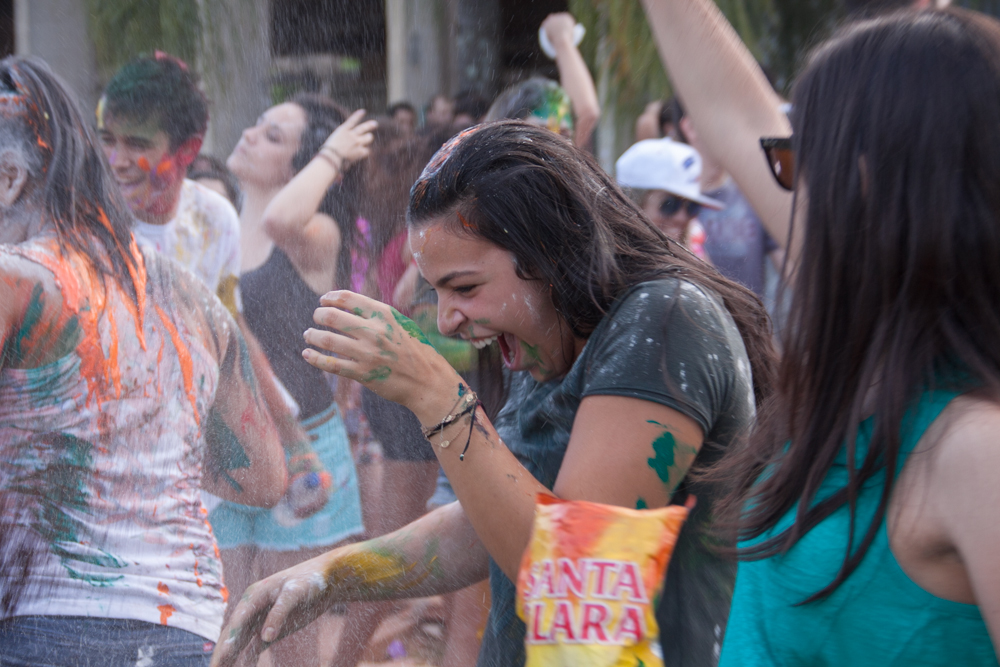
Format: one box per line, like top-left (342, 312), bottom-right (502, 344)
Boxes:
top-left (477, 277), bottom-right (756, 667)
top-left (700, 178), bottom-right (778, 298)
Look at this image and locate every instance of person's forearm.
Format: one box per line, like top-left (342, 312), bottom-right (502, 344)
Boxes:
top-left (317, 502), bottom-right (490, 601)
top-left (553, 35), bottom-right (600, 147)
top-left (641, 0), bottom-right (793, 250)
top-left (261, 156), bottom-right (340, 244)
top-left (410, 388), bottom-right (552, 581)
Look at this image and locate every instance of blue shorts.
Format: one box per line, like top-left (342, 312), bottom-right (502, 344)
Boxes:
top-left (209, 404), bottom-right (364, 550)
top-left (0, 616), bottom-right (214, 666)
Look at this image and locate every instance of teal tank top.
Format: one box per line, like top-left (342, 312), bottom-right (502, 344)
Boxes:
top-left (721, 390), bottom-right (998, 666)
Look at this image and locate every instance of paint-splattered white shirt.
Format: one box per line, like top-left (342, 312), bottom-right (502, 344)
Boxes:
top-left (133, 179), bottom-right (242, 315)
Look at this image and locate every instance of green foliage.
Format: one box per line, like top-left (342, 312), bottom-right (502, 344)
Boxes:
top-left (86, 0), bottom-right (203, 79)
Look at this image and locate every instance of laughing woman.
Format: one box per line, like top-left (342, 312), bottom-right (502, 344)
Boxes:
top-left (212, 121), bottom-right (775, 667)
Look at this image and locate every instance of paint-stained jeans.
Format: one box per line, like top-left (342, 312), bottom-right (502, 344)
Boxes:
top-left (0, 616), bottom-right (213, 666)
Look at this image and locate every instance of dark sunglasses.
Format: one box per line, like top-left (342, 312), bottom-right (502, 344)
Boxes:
top-left (760, 136), bottom-right (795, 191)
top-left (660, 196), bottom-right (702, 218)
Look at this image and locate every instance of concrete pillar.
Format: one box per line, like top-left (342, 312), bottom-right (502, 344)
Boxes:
top-left (385, 0), bottom-right (451, 109)
top-left (15, 0), bottom-right (101, 113)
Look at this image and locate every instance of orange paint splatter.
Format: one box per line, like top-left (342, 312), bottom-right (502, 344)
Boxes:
top-left (193, 557), bottom-right (203, 587)
top-left (153, 303), bottom-right (199, 425)
top-left (221, 586), bottom-right (229, 603)
top-left (457, 211), bottom-right (475, 229)
top-left (105, 306), bottom-right (122, 397)
top-left (157, 581), bottom-right (169, 595)
top-left (137, 156), bottom-right (151, 172)
top-left (155, 157), bottom-right (174, 177)
top-left (157, 604), bottom-right (175, 625)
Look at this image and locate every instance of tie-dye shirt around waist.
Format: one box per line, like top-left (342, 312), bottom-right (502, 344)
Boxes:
top-left (0, 237), bottom-right (228, 641)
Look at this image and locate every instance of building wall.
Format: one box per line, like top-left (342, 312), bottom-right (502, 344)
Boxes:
top-left (15, 0), bottom-right (101, 113)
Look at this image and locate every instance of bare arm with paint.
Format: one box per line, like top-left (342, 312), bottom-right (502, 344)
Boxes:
top-left (199, 294), bottom-right (288, 507)
top-left (640, 0), bottom-right (795, 255)
top-left (211, 501), bottom-right (488, 667)
top-left (261, 110), bottom-right (376, 273)
top-left (542, 12), bottom-right (601, 147)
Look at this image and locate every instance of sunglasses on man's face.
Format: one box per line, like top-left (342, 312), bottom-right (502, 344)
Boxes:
top-left (760, 136), bottom-right (795, 191)
top-left (660, 196), bottom-right (702, 218)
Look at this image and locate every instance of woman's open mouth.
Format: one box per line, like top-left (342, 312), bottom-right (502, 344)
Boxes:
top-left (470, 335), bottom-right (497, 350)
top-left (498, 333), bottom-right (515, 367)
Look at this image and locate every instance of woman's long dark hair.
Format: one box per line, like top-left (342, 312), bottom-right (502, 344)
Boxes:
top-left (714, 8), bottom-right (1000, 602)
top-left (4, 56), bottom-right (140, 304)
top-left (407, 120), bottom-right (775, 407)
top-left (290, 93), bottom-right (360, 291)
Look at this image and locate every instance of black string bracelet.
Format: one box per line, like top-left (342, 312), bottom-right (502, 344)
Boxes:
top-left (459, 400), bottom-right (483, 461)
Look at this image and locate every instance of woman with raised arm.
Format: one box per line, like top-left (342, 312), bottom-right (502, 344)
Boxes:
top-left (215, 96), bottom-right (376, 667)
top-left (643, 0), bottom-right (1000, 662)
top-left (212, 120), bottom-right (775, 667)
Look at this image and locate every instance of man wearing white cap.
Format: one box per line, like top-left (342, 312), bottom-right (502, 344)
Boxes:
top-left (616, 137), bottom-right (724, 258)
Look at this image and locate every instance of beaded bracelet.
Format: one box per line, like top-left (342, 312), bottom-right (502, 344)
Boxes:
top-left (422, 391), bottom-right (477, 440)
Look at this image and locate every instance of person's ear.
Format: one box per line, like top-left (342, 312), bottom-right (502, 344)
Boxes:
top-left (0, 149), bottom-right (30, 208)
top-left (174, 135), bottom-right (204, 169)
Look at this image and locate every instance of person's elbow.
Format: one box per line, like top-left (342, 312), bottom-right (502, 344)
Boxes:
top-left (251, 455), bottom-right (288, 508)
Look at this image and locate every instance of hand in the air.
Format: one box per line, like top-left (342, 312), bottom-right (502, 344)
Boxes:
top-left (322, 110), bottom-right (377, 169)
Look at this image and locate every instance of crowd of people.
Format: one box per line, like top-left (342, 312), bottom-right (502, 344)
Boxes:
top-left (2, 0), bottom-right (999, 665)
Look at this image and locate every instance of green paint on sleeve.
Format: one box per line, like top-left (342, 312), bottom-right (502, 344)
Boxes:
top-left (636, 497), bottom-right (648, 510)
top-left (362, 365), bottom-right (392, 382)
top-left (390, 308), bottom-right (433, 346)
top-left (205, 410), bottom-right (251, 494)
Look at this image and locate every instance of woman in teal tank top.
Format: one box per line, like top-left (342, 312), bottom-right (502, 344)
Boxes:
top-left (641, 1), bottom-right (1000, 664)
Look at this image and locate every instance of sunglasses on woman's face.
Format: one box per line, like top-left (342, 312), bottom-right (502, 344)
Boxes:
top-left (660, 196), bottom-right (702, 218)
top-left (760, 136), bottom-right (795, 191)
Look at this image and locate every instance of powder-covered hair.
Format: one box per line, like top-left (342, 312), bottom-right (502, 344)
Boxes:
top-left (102, 53), bottom-right (208, 150)
top-left (2, 56), bottom-right (140, 305)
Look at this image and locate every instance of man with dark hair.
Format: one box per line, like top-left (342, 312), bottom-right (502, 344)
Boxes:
top-left (0, 55), bottom-right (285, 665)
top-left (98, 53), bottom-right (240, 315)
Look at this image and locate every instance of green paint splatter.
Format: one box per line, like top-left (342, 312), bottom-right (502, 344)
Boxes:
top-left (11, 283), bottom-right (45, 362)
top-left (473, 318), bottom-right (491, 325)
top-left (646, 419), bottom-right (677, 485)
top-left (636, 497), bottom-right (648, 510)
top-left (379, 349), bottom-right (399, 361)
top-left (9, 432), bottom-right (127, 585)
top-left (205, 410), bottom-right (251, 493)
top-left (352, 307), bottom-right (364, 316)
top-left (391, 308), bottom-right (433, 346)
top-left (362, 365), bottom-right (392, 382)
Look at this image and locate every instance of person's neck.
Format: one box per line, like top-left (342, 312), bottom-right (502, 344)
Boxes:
top-left (135, 180), bottom-right (185, 226)
top-left (238, 183), bottom-right (282, 271)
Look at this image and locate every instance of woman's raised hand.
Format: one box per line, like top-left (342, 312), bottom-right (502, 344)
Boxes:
top-left (322, 109), bottom-right (377, 169)
top-left (302, 291), bottom-right (462, 421)
top-left (210, 553), bottom-right (333, 667)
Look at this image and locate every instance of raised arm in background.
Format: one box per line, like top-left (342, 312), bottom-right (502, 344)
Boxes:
top-left (542, 12), bottom-right (601, 147)
top-left (640, 0), bottom-right (796, 257)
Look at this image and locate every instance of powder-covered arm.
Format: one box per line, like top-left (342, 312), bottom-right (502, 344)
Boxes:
top-left (211, 501), bottom-right (489, 667)
top-left (640, 0), bottom-right (795, 256)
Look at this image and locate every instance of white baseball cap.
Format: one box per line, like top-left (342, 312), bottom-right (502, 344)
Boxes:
top-left (615, 138), bottom-right (724, 210)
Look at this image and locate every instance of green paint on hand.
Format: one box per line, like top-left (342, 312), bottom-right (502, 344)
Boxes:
top-left (352, 307), bottom-right (364, 316)
top-left (362, 365), bottom-right (392, 382)
top-left (391, 308), bottom-right (433, 346)
top-left (636, 497), bottom-right (648, 510)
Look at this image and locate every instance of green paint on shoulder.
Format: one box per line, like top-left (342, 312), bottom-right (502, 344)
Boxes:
top-left (362, 365), bottom-right (392, 382)
top-left (390, 308), bottom-right (433, 346)
top-left (636, 497), bottom-right (648, 510)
